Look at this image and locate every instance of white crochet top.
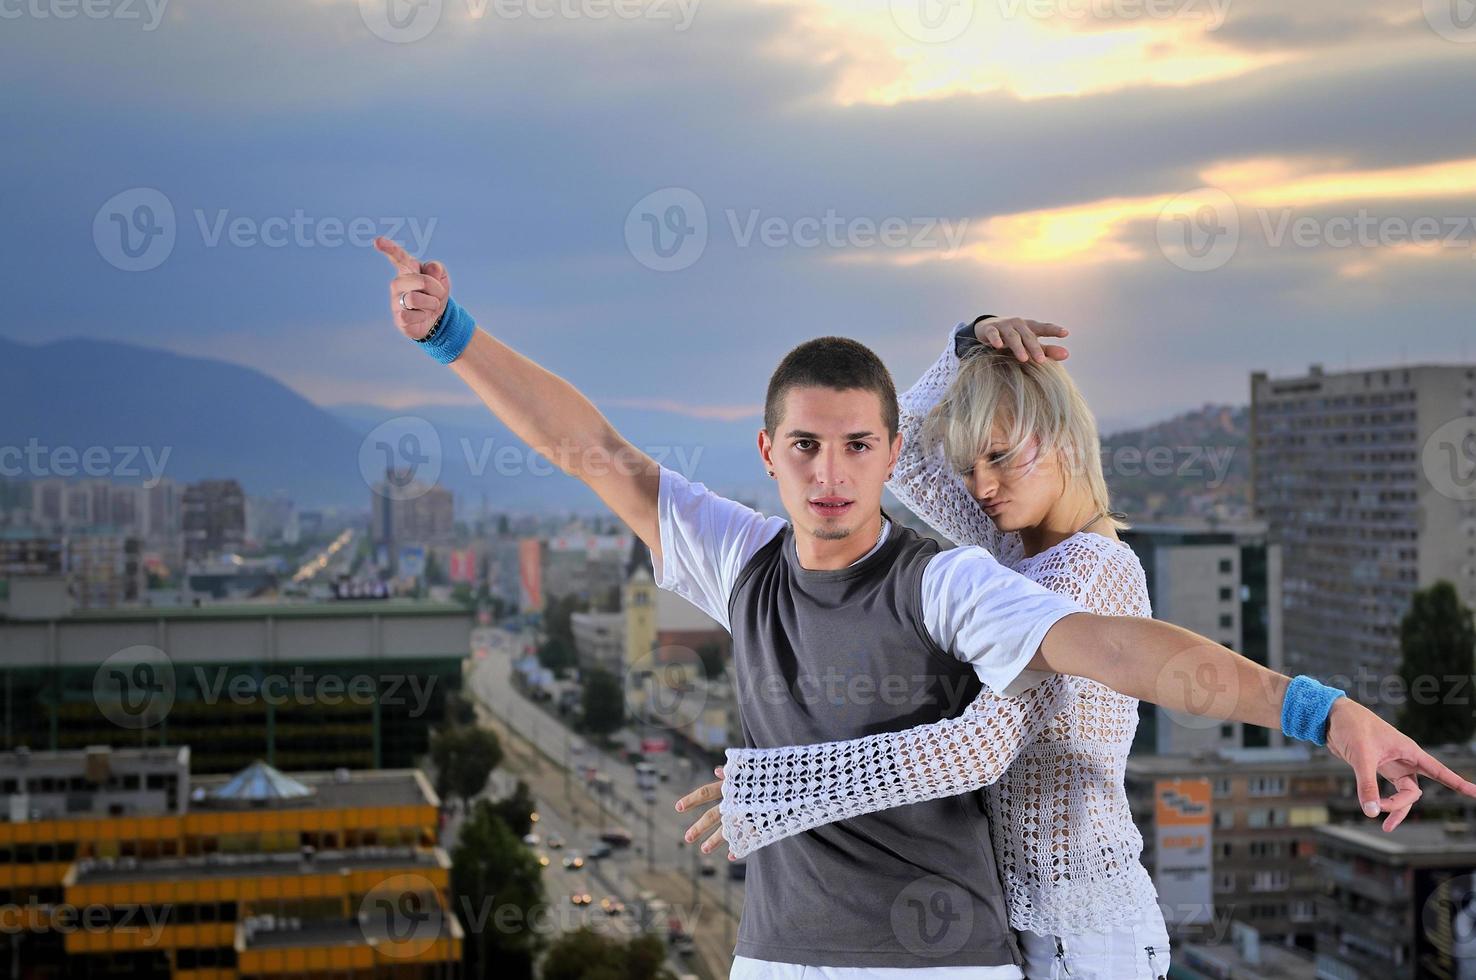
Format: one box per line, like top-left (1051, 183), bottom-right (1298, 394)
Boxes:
top-left (720, 326), bottom-right (1162, 935)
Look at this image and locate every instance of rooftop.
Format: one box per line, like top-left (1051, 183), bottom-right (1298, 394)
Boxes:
top-left (1315, 819), bottom-right (1476, 864)
top-left (70, 845), bottom-right (450, 885)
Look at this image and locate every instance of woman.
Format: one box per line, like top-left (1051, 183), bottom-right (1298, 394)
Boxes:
top-left (678, 314), bottom-right (1172, 979)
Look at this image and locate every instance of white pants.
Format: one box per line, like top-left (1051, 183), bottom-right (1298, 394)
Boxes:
top-left (1017, 903), bottom-right (1171, 979)
top-left (731, 956), bottom-right (1021, 979)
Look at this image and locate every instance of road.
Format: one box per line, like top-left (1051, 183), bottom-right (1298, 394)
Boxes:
top-left (456, 625), bottom-right (744, 977)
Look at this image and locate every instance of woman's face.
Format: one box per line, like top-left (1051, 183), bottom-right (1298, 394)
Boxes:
top-left (960, 424), bottom-right (1066, 532)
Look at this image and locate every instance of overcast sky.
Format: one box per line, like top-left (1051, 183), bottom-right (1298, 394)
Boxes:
top-left (5, 0), bottom-right (1474, 435)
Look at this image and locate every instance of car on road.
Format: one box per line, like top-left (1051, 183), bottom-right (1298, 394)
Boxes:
top-left (588, 842), bottom-right (613, 860)
top-left (599, 897), bottom-right (625, 916)
top-left (535, 852), bottom-right (550, 868)
top-left (569, 892), bottom-right (592, 906)
top-left (699, 859), bottom-right (716, 877)
top-left (521, 833), bottom-right (540, 846)
top-left (599, 828), bottom-right (633, 848)
top-left (546, 833), bottom-right (565, 850)
top-left (562, 854), bottom-right (585, 870)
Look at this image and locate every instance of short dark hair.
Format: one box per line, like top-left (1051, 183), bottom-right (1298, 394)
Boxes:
top-left (764, 336), bottom-right (899, 439)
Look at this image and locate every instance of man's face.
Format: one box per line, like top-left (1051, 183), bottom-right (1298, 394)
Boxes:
top-left (759, 386), bottom-right (901, 543)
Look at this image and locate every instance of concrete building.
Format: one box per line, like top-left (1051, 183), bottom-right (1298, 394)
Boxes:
top-left (369, 470), bottom-right (455, 551)
top-left (1250, 363), bottom-right (1476, 713)
top-left (1123, 520), bottom-right (1285, 755)
top-left (182, 479), bottom-right (246, 561)
top-left (0, 598), bottom-right (472, 773)
top-left (1126, 746), bottom-right (1359, 951)
top-left (0, 746), bottom-right (459, 978)
top-left (1313, 819), bottom-right (1476, 979)
top-left (1, 526), bottom-right (144, 609)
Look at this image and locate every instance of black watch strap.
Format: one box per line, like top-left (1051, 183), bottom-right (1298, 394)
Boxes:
top-left (955, 314), bottom-right (996, 357)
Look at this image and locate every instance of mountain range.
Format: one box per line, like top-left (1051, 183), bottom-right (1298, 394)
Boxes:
top-left (0, 336), bottom-right (1249, 519)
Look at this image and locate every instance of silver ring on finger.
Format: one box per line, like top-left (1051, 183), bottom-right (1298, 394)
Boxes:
top-left (399, 291), bottom-right (412, 311)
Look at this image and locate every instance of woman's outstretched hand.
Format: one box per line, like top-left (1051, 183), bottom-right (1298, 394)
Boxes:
top-left (975, 316), bottom-right (1071, 363)
top-left (674, 767), bottom-right (733, 859)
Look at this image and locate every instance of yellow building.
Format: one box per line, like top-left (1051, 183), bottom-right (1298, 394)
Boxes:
top-left (1, 747), bottom-right (460, 978)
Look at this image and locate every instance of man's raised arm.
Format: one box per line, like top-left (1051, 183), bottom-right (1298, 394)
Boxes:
top-left (374, 237), bottom-right (661, 564)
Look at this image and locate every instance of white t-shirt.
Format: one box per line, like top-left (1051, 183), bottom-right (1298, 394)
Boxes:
top-left (649, 467), bottom-right (1084, 704)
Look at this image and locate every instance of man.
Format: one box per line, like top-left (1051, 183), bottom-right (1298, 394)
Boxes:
top-left (374, 238), bottom-right (1476, 977)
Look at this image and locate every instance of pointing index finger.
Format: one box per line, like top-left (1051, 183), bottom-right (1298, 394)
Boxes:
top-left (374, 236), bottom-right (419, 275)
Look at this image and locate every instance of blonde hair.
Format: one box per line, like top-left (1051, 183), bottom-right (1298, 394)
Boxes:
top-left (920, 346), bottom-right (1130, 533)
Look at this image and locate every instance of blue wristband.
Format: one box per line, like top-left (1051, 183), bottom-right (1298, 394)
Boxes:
top-left (418, 296), bottom-right (476, 364)
top-left (1281, 675), bottom-right (1345, 746)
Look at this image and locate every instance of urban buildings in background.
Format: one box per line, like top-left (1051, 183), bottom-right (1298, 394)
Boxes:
top-left (0, 591), bottom-right (471, 773)
top-left (0, 745), bottom-right (459, 978)
top-left (1251, 362), bottom-right (1476, 715)
top-left (182, 478), bottom-right (246, 561)
top-left (369, 468), bottom-right (455, 551)
top-left (1121, 520), bottom-right (1284, 756)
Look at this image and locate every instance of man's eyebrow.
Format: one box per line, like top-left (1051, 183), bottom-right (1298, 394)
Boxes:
top-left (784, 430), bottom-right (879, 440)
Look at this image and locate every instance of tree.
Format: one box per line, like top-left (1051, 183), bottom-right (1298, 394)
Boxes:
top-left (543, 595), bottom-right (588, 650)
top-left (540, 927), bottom-right (673, 980)
top-left (581, 668), bottom-right (625, 738)
top-left (486, 779), bottom-right (536, 838)
top-left (1397, 580), bottom-right (1476, 746)
top-left (430, 725), bottom-right (504, 805)
top-left (450, 800), bottom-right (545, 980)
top-left (537, 635), bottom-right (577, 677)
top-left (695, 641), bottom-right (726, 681)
